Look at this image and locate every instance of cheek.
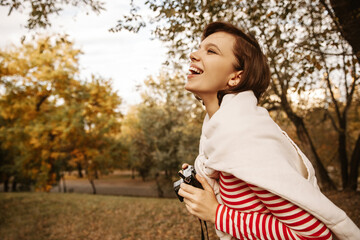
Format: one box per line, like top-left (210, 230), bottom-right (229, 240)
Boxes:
top-left (207, 62), bottom-right (233, 86)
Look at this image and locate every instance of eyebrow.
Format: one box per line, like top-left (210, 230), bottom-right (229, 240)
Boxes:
top-left (199, 43), bottom-right (222, 54)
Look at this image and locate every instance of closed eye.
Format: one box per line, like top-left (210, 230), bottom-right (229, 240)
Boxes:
top-left (207, 49), bottom-right (217, 54)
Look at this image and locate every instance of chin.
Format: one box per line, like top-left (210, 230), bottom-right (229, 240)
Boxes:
top-left (185, 85), bottom-right (198, 95)
top-left (184, 83), bottom-right (193, 92)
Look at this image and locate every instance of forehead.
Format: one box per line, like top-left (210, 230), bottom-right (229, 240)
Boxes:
top-left (201, 32), bottom-right (236, 51)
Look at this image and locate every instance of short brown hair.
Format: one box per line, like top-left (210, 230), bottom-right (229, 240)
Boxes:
top-left (202, 22), bottom-right (270, 104)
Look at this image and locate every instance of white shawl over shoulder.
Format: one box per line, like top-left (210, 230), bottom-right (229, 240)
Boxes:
top-left (194, 91), bottom-right (360, 240)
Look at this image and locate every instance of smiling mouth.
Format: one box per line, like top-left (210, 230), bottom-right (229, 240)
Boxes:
top-left (188, 66), bottom-right (204, 75)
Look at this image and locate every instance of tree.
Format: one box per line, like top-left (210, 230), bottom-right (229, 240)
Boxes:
top-left (0, 34), bottom-right (82, 191)
top-left (116, 0), bottom-right (360, 190)
top-left (0, 0), bottom-right (105, 29)
top-left (320, 0), bottom-right (360, 63)
top-left (121, 105), bottom-right (153, 181)
top-left (121, 71), bottom-right (204, 196)
top-left (68, 77), bottom-right (122, 194)
top-left (0, 34), bottom-right (122, 192)
top-left (298, 2), bottom-right (360, 189)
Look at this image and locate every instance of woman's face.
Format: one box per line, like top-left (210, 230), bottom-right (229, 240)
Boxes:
top-left (185, 32), bottom-right (240, 100)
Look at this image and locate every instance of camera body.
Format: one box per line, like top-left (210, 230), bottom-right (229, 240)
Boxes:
top-left (173, 165), bottom-right (203, 202)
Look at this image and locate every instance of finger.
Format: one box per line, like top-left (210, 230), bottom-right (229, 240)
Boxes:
top-left (182, 163), bottom-right (189, 170)
top-left (185, 202), bottom-right (196, 216)
top-left (184, 198), bottom-right (201, 213)
top-left (178, 186), bottom-right (194, 200)
top-left (184, 198), bottom-right (200, 215)
top-left (180, 183), bottom-right (199, 194)
top-left (183, 197), bottom-right (194, 206)
top-left (196, 174), bottom-right (213, 192)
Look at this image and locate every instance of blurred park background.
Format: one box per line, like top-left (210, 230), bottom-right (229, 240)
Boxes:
top-left (0, 0), bottom-right (359, 239)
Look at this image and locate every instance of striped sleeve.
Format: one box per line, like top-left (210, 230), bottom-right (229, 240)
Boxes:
top-left (248, 184), bottom-right (333, 239)
top-left (216, 173), bottom-right (333, 240)
top-left (216, 203), bottom-right (332, 240)
top-left (216, 204), bottom-right (302, 240)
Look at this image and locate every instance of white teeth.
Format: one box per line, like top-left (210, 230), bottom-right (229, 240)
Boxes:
top-left (189, 66), bottom-right (203, 74)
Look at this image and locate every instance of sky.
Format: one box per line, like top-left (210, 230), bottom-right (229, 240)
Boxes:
top-left (0, 1), bottom-right (168, 110)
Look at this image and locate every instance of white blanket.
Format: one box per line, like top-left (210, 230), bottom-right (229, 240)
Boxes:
top-left (194, 91), bottom-right (360, 240)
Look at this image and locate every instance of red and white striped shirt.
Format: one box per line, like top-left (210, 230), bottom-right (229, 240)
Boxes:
top-left (215, 172), bottom-right (333, 240)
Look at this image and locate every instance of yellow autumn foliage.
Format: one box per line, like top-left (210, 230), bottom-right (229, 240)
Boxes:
top-left (0, 34), bottom-right (123, 191)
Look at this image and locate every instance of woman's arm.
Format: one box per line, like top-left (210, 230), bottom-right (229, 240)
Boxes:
top-left (216, 204), bottom-right (300, 239)
top-left (246, 183), bottom-right (333, 239)
top-left (216, 173), bottom-right (332, 240)
top-left (216, 203), bottom-right (332, 240)
top-left (180, 174), bottom-right (332, 240)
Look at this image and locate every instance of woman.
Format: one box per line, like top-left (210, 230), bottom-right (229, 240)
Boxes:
top-left (178, 22), bottom-right (360, 240)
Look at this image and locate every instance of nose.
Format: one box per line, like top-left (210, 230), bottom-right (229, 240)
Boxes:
top-left (190, 50), bottom-right (200, 62)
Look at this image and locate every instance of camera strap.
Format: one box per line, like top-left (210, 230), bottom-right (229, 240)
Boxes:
top-left (199, 219), bottom-right (209, 240)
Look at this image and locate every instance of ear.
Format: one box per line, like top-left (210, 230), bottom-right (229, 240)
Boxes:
top-left (227, 70), bottom-right (243, 87)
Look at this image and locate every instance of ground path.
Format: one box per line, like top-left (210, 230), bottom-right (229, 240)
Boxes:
top-left (0, 170), bottom-right (174, 198)
top-left (51, 178), bottom-right (160, 197)
top-left (50, 170), bottom-right (171, 198)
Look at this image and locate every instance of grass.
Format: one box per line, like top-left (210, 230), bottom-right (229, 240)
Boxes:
top-left (0, 192), bottom-right (217, 240)
top-left (0, 191), bottom-right (359, 240)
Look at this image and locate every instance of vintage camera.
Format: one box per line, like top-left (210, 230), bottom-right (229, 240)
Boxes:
top-left (173, 165), bottom-right (203, 202)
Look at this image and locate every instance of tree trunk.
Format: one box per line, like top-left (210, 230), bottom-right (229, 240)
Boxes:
top-left (294, 117), bottom-right (336, 190)
top-left (338, 125), bottom-right (349, 189)
top-left (4, 177), bottom-right (9, 192)
top-left (282, 99), bottom-right (336, 190)
top-left (132, 168), bottom-right (135, 179)
top-left (349, 133), bottom-right (360, 190)
top-left (155, 173), bottom-right (164, 198)
top-left (58, 180), bottom-right (61, 192)
top-left (11, 179), bottom-right (17, 192)
top-left (89, 179), bottom-right (96, 194)
top-left (62, 173), bottom-right (67, 193)
top-left (77, 162), bottom-right (83, 178)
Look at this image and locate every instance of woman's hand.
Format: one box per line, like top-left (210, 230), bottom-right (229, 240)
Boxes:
top-left (178, 174), bottom-right (219, 223)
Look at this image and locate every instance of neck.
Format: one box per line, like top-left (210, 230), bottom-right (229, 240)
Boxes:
top-left (203, 96), bottom-right (220, 118)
